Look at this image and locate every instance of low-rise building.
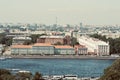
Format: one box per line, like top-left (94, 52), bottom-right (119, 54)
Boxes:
top-left (11, 44), bottom-right (75, 55)
top-left (78, 36), bottom-right (110, 56)
top-left (74, 45), bottom-right (88, 55)
top-left (12, 37), bottom-right (32, 45)
top-left (11, 45), bottom-right (32, 55)
top-left (37, 36), bottom-right (64, 45)
top-left (32, 43), bottom-right (54, 55)
top-left (55, 45), bottom-right (75, 55)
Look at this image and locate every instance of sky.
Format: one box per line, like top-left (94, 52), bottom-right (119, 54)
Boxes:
top-left (0, 0), bottom-right (120, 25)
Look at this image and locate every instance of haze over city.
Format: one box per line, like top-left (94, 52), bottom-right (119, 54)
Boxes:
top-left (0, 0), bottom-right (120, 25)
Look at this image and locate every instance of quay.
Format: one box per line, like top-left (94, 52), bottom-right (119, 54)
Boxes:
top-left (8, 55), bottom-right (118, 60)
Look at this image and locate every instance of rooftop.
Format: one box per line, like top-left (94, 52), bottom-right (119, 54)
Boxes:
top-left (33, 43), bottom-right (53, 47)
top-left (74, 45), bottom-right (86, 48)
top-left (55, 45), bottom-right (73, 49)
top-left (40, 35), bottom-right (64, 39)
top-left (79, 36), bottom-right (109, 45)
top-left (13, 37), bottom-right (31, 40)
top-left (11, 45), bottom-right (32, 48)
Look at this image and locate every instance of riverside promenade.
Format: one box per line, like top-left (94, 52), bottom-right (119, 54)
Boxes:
top-left (8, 55), bottom-right (119, 60)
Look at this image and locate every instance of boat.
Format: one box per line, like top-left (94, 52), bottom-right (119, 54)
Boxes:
top-left (0, 56), bottom-right (12, 60)
top-left (8, 68), bottom-right (20, 71)
top-left (18, 70), bottom-right (31, 73)
top-left (0, 56), bottom-right (6, 60)
top-left (63, 74), bottom-right (78, 80)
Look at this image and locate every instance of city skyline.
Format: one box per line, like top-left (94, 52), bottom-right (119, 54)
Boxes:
top-left (0, 0), bottom-right (120, 25)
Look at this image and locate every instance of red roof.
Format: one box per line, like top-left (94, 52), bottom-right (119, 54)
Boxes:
top-left (11, 45), bottom-right (32, 48)
top-left (74, 45), bottom-right (86, 48)
top-left (55, 45), bottom-right (73, 49)
top-left (33, 43), bottom-right (53, 46)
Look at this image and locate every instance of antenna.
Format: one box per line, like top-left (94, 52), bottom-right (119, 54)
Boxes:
top-left (56, 17), bottom-right (57, 25)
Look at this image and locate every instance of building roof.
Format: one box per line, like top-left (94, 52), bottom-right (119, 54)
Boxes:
top-left (74, 45), bottom-right (86, 48)
top-left (40, 35), bottom-right (64, 39)
top-left (55, 45), bottom-right (73, 49)
top-left (79, 36), bottom-right (109, 46)
top-left (13, 36), bottom-right (31, 40)
top-left (11, 45), bottom-right (32, 49)
top-left (33, 43), bottom-right (53, 47)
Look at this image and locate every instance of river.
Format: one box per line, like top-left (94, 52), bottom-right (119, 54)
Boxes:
top-left (0, 58), bottom-right (114, 77)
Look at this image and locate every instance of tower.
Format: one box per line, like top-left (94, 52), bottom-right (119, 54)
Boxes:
top-left (55, 17), bottom-right (58, 28)
top-left (80, 22), bottom-right (83, 28)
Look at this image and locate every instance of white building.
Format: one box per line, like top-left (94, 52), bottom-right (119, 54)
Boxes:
top-left (12, 36), bottom-right (32, 45)
top-left (100, 32), bottom-right (120, 39)
top-left (78, 36), bottom-right (110, 56)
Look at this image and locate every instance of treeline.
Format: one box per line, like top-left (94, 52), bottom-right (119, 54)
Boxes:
top-left (0, 33), bottom-right (12, 46)
top-left (0, 33), bottom-right (78, 46)
top-left (23, 34), bottom-right (47, 45)
top-left (99, 59), bottom-right (120, 80)
top-left (0, 69), bottom-right (44, 80)
top-left (0, 33), bottom-right (47, 46)
top-left (90, 34), bottom-right (120, 54)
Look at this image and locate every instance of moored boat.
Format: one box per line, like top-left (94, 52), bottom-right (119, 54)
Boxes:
top-left (0, 56), bottom-right (6, 60)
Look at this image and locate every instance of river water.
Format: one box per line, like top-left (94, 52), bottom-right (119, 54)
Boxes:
top-left (0, 58), bottom-right (114, 77)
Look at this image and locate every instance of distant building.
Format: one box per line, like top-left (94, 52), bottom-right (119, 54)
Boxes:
top-left (64, 31), bottom-right (71, 36)
top-left (80, 22), bottom-right (83, 28)
top-left (37, 36), bottom-right (64, 45)
top-left (11, 45), bottom-right (32, 55)
top-left (32, 43), bottom-right (54, 55)
top-left (64, 35), bottom-right (71, 45)
top-left (11, 43), bottom-right (54, 55)
top-left (12, 37), bottom-right (32, 45)
top-left (55, 45), bottom-right (75, 55)
top-left (74, 45), bottom-right (88, 55)
top-left (7, 33), bottom-right (29, 38)
top-left (100, 32), bottom-right (120, 39)
top-left (0, 44), bottom-right (3, 55)
top-left (51, 32), bottom-right (64, 36)
top-left (71, 30), bottom-right (79, 39)
top-left (11, 44), bottom-right (75, 55)
top-left (78, 36), bottom-right (110, 56)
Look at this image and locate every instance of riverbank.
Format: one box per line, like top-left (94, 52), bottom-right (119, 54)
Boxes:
top-left (6, 55), bottom-right (119, 60)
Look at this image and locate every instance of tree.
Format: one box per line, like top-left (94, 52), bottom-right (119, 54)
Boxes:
top-left (5, 37), bottom-right (13, 46)
top-left (30, 34), bottom-right (47, 43)
top-left (0, 69), bottom-right (15, 80)
top-left (16, 72), bottom-right (32, 80)
top-left (99, 59), bottom-right (120, 80)
top-left (0, 69), bottom-right (11, 75)
top-left (90, 34), bottom-right (107, 42)
top-left (0, 74), bottom-right (15, 80)
top-left (54, 42), bottom-right (62, 45)
top-left (75, 42), bottom-right (79, 45)
top-left (23, 40), bottom-right (32, 45)
top-left (0, 33), bottom-right (13, 46)
top-left (71, 37), bottom-right (77, 47)
top-left (32, 72), bottom-right (44, 80)
top-left (0, 69), bottom-right (45, 80)
top-left (90, 34), bottom-right (120, 54)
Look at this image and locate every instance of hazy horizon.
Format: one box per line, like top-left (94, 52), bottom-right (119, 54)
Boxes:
top-left (0, 0), bottom-right (120, 25)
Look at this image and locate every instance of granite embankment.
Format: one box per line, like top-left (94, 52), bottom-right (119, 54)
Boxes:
top-left (8, 55), bottom-right (119, 60)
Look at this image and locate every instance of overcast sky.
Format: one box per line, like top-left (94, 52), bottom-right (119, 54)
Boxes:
top-left (0, 0), bottom-right (120, 25)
